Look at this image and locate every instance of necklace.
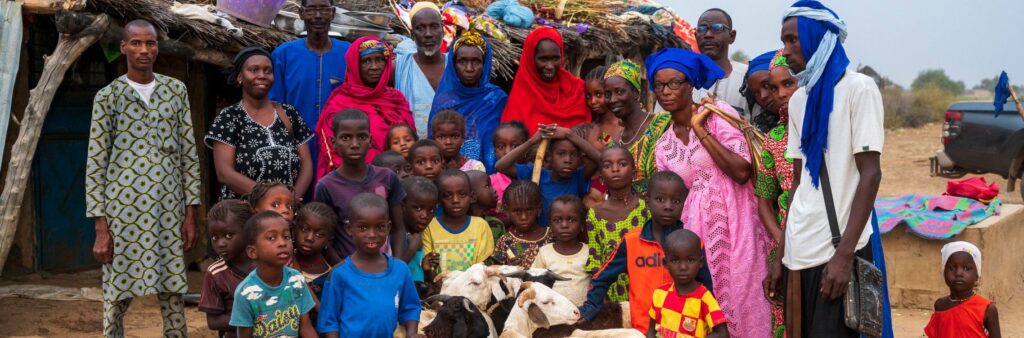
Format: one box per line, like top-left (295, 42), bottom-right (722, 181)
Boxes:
top-left (605, 190), bottom-right (637, 207)
top-left (948, 292), bottom-right (974, 302)
top-left (618, 110), bottom-right (652, 146)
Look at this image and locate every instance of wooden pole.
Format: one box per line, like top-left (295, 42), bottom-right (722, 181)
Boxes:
top-left (1007, 86), bottom-right (1024, 123)
top-left (23, 0), bottom-right (86, 14)
top-left (532, 139), bottom-right (549, 183)
top-left (0, 13), bottom-right (110, 274)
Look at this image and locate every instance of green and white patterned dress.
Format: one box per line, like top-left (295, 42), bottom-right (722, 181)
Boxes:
top-left (86, 74), bottom-right (200, 302)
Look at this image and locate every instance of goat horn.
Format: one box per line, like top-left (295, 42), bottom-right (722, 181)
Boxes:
top-left (423, 294), bottom-right (450, 309)
top-left (546, 271), bottom-right (571, 281)
top-left (433, 271), bottom-right (453, 283)
top-left (502, 270), bottom-right (531, 279)
top-left (484, 265), bottom-right (507, 277)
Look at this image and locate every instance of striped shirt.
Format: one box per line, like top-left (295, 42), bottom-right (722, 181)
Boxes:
top-left (649, 283), bottom-right (726, 338)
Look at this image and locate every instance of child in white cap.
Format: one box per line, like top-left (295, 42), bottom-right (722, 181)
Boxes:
top-left (924, 241), bottom-right (1001, 338)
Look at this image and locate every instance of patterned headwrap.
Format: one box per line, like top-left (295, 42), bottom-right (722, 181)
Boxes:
top-left (770, 49), bottom-right (789, 70)
top-left (358, 39), bottom-right (390, 58)
top-left (941, 241), bottom-right (982, 277)
top-left (604, 60), bottom-right (643, 92)
top-left (452, 30), bottom-right (486, 54)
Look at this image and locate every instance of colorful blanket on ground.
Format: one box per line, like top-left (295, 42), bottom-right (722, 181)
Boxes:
top-left (875, 194), bottom-right (1001, 240)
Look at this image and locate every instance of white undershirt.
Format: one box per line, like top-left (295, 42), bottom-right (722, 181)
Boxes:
top-left (125, 77), bottom-right (156, 106)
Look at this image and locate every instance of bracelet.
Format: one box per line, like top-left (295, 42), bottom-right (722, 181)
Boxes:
top-left (698, 132), bottom-right (712, 142)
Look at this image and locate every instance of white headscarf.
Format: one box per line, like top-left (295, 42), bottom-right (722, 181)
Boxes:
top-left (781, 6), bottom-right (847, 90)
top-left (941, 241), bottom-right (982, 276)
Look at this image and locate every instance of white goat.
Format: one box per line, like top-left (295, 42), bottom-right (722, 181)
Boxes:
top-left (568, 328), bottom-right (645, 338)
top-left (499, 282), bottom-right (581, 338)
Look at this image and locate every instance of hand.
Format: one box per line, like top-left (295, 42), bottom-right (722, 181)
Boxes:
top-left (422, 252), bottom-right (440, 273)
top-left (763, 258), bottom-right (784, 305)
top-left (547, 126), bottom-right (572, 140)
top-left (408, 233), bottom-right (423, 252)
top-left (93, 217), bottom-right (113, 264)
top-left (182, 211), bottom-right (197, 252)
top-left (820, 251), bottom-right (853, 301)
top-left (691, 106), bottom-right (712, 135)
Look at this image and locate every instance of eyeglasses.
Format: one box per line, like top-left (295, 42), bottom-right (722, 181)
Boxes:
top-left (653, 80), bottom-right (688, 91)
top-left (696, 23), bottom-right (731, 34)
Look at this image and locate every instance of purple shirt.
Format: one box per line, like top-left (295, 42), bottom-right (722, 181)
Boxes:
top-left (314, 165), bottom-right (405, 258)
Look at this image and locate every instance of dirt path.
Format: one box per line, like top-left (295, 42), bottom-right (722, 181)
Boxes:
top-left (1, 123), bottom-right (1021, 337)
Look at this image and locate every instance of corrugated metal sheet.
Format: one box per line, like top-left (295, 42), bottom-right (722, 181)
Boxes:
top-left (0, 1), bottom-right (23, 163)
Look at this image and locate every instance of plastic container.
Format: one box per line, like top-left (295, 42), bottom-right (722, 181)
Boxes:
top-left (218, 0), bottom-right (287, 27)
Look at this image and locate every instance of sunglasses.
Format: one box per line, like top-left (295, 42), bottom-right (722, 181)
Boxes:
top-left (697, 23), bottom-right (731, 34)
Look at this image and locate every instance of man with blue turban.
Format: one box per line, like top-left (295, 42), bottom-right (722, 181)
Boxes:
top-left (762, 1), bottom-right (887, 337)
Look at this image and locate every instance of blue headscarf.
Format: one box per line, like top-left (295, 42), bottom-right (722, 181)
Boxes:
top-left (784, 0), bottom-right (850, 187)
top-left (430, 33), bottom-right (508, 173)
top-left (746, 51), bottom-right (777, 78)
top-left (645, 48), bottom-right (724, 91)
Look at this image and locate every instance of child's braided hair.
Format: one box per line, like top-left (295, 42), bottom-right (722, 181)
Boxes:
top-left (296, 202), bottom-right (338, 234)
top-left (493, 120), bottom-right (530, 144)
top-left (503, 179), bottom-right (542, 209)
top-left (430, 109), bottom-right (466, 136)
top-left (208, 199), bottom-right (254, 226)
top-left (246, 181), bottom-right (294, 209)
top-left (585, 65), bottom-right (608, 82)
top-left (551, 195), bottom-right (586, 222)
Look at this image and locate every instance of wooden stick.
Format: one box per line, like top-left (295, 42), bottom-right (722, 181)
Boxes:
top-left (1007, 86), bottom-right (1024, 122)
top-left (532, 139), bottom-right (550, 184)
top-left (0, 13), bottom-right (111, 274)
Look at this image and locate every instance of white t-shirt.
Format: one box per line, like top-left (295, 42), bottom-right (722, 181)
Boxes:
top-left (694, 60), bottom-right (749, 117)
top-left (531, 243), bottom-right (591, 306)
top-left (125, 77), bottom-right (156, 106)
top-left (782, 71), bottom-right (884, 270)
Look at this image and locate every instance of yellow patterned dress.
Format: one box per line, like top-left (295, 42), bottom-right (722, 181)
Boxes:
top-left (86, 74), bottom-right (200, 303)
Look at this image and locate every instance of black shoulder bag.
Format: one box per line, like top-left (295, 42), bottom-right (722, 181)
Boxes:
top-left (819, 155), bottom-right (884, 337)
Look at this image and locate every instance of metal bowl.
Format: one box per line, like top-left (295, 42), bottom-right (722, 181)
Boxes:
top-left (333, 8), bottom-right (394, 30)
top-left (329, 23), bottom-right (393, 41)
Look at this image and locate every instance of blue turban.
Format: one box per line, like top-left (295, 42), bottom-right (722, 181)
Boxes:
top-left (645, 48), bottom-right (724, 91)
top-left (784, 0), bottom-right (850, 188)
top-left (746, 51), bottom-right (777, 79)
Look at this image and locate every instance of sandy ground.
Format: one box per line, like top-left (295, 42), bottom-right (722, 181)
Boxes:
top-left (0, 123), bottom-right (1021, 338)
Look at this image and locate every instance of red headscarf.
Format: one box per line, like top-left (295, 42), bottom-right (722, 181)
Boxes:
top-left (315, 36), bottom-right (415, 179)
top-left (500, 27), bottom-right (588, 135)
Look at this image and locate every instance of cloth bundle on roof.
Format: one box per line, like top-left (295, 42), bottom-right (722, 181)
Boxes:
top-left (486, 0), bottom-right (535, 28)
top-left (874, 194), bottom-right (1001, 240)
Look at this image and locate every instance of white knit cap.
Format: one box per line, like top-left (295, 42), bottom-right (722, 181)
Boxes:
top-left (941, 241), bottom-right (982, 277)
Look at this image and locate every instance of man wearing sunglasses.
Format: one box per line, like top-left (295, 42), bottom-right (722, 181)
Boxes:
top-left (694, 8), bottom-right (750, 119)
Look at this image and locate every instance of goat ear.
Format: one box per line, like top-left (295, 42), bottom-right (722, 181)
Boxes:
top-left (527, 303), bottom-right (551, 328)
top-left (516, 285), bottom-right (536, 308)
top-left (462, 298), bottom-right (474, 313)
top-left (485, 265), bottom-right (507, 277)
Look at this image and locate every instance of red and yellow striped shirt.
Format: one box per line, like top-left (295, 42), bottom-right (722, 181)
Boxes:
top-left (649, 283), bottom-right (726, 338)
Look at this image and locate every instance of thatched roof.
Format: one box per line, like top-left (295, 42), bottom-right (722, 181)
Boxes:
top-left (82, 0), bottom-right (689, 80)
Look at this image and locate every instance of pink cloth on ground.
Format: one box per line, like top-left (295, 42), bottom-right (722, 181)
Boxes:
top-left (654, 100), bottom-right (771, 338)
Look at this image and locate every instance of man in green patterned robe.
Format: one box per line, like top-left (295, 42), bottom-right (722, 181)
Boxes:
top-left (85, 20), bottom-right (199, 338)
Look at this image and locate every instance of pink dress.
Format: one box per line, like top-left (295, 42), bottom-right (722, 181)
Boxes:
top-left (653, 101), bottom-right (771, 338)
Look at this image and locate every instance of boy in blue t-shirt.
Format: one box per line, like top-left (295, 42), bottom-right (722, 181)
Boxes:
top-left (317, 193), bottom-right (422, 338)
top-left (230, 211), bottom-right (316, 338)
top-left (495, 123), bottom-right (600, 226)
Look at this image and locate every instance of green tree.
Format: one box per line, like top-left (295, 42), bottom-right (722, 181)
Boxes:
top-left (911, 69), bottom-right (964, 95)
top-left (731, 50), bottom-right (749, 63)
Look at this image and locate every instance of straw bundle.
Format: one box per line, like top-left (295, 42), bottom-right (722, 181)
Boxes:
top-left (701, 102), bottom-right (767, 170)
top-left (519, 0), bottom-right (624, 29)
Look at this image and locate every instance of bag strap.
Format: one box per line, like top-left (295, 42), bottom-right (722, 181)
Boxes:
top-left (819, 152), bottom-right (842, 248)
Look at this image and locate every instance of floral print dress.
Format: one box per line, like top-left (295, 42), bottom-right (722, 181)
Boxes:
top-left (753, 112), bottom-right (794, 338)
top-left (205, 103), bottom-right (313, 200)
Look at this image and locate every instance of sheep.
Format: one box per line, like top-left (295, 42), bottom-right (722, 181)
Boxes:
top-left (532, 301), bottom-right (632, 338)
top-left (499, 282), bottom-right (581, 338)
top-left (421, 294), bottom-right (495, 338)
top-left (490, 269), bottom-right (571, 333)
top-left (436, 264), bottom-right (523, 312)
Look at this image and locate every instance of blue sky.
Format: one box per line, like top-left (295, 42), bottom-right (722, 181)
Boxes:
top-left (658, 0), bottom-right (1024, 89)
